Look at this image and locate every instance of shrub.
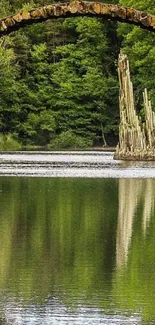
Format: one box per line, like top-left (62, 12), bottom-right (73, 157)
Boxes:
top-left (48, 130), bottom-right (92, 149)
top-left (0, 134), bottom-right (22, 150)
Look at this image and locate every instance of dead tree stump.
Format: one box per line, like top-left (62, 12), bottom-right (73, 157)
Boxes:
top-left (114, 53), bottom-right (155, 160)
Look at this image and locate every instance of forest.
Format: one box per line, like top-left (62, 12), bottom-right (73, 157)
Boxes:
top-left (0, 0), bottom-right (154, 149)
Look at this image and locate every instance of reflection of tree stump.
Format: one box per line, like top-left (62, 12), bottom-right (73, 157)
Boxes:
top-left (116, 179), bottom-right (155, 269)
top-left (114, 53), bottom-right (155, 160)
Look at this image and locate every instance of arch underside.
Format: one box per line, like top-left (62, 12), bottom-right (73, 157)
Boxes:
top-left (0, 1), bottom-right (155, 36)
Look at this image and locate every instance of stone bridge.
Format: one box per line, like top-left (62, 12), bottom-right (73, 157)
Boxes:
top-left (0, 1), bottom-right (155, 36)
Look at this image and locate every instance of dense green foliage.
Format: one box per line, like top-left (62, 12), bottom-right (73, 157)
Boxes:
top-left (118, 0), bottom-right (155, 109)
top-left (0, 0), bottom-right (154, 148)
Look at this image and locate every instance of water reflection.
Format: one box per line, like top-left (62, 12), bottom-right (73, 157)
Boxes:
top-left (114, 178), bottom-right (155, 324)
top-left (0, 176), bottom-right (155, 323)
top-left (0, 177), bottom-right (118, 323)
top-left (116, 179), bottom-right (155, 269)
top-left (142, 179), bottom-right (155, 234)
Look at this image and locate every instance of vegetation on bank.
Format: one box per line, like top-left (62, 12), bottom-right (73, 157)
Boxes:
top-left (0, 0), bottom-right (154, 150)
top-left (0, 134), bottom-right (22, 150)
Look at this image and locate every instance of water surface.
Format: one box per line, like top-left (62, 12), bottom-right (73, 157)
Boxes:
top-left (0, 151), bottom-right (155, 177)
top-left (0, 152), bottom-right (155, 324)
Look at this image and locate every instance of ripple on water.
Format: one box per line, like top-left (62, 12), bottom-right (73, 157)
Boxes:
top-left (0, 151), bottom-right (155, 178)
top-left (3, 301), bottom-right (141, 325)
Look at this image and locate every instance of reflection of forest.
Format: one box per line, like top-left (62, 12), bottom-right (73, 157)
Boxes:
top-left (116, 179), bottom-right (155, 269)
top-left (1, 177), bottom-right (155, 323)
top-left (0, 177), bottom-right (117, 307)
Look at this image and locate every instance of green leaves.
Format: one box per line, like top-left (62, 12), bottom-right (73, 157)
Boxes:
top-left (0, 1), bottom-right (119, 148)
top-left (48, 17), bottom-right (118, 146)
top-left (118, 0), bottom-right (155, 109)
top-left (49, 130), bottom-right (92, 149)
top-left (22, 111), bottom-right (56, 145)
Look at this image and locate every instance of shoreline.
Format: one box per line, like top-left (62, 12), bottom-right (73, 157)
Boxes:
top-left (0, 146), bottom-right (116, 153)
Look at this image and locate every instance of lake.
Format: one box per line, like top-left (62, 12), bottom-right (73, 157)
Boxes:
top-left (0, 151), bottom-right (155, 324)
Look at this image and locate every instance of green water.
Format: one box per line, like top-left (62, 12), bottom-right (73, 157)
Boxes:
top-left (0, 177), bottom-right (155, 324)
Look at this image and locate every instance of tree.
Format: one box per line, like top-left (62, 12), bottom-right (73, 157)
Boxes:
top-left (0, 0), bottom-right (120, 148)
top-left (118, 0), bottom-right (155, 109)
top-left (49, 17), bottom-right (119, 147)
top-left (0, 47), bottom-right (20, 134)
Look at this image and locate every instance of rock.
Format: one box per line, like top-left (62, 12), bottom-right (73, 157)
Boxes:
top-left (0, 2), bottom-right (155, 36)
top-left (13, 12), bottom-right (22, 23)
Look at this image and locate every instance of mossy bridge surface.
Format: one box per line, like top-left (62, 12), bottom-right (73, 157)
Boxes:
top-left (0, 1), bottom-right (155, 36)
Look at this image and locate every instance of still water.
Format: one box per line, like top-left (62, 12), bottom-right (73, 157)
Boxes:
top-left (0, 152), bottom-right (155, 324)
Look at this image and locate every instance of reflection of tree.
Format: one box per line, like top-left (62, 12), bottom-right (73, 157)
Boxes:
top-left (113, 179), bottom-right (155, 323)
top-left (0, 177), bottom-right (117, 308)
top-left (116, 179), bottom-right (155, 269)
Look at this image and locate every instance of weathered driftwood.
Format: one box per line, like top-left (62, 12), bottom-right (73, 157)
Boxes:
top-left (114, 53), bottom-right (155, 160)
top-left (0, 1), bottom-right (155, 37)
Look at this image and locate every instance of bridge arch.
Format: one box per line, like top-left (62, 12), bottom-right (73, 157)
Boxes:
top-left (0, 1), bottom-right (155, 37)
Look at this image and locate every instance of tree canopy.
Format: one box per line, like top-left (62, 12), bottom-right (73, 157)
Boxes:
top-left (0, 0), bottom-right (154, 149)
